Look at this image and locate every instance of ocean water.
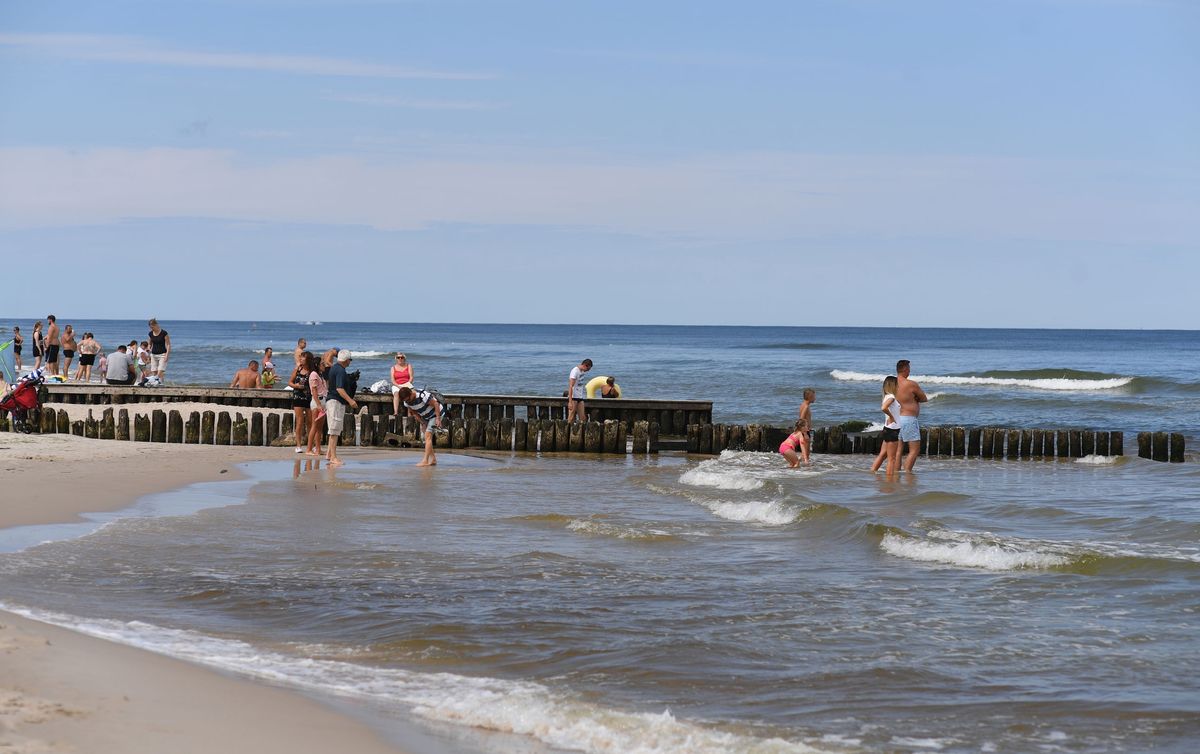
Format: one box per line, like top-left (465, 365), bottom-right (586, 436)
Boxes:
top-left (1, 323), bottom-right (1198, 753)
top-left (2, 320), bottom-right (1197, 434)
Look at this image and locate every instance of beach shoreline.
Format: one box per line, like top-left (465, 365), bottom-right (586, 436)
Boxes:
top-left (0, 433), bottom-right (419, 754)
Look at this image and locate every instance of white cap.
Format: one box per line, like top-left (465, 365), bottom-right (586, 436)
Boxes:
top-left (337, 349), bottom-right (352, 362)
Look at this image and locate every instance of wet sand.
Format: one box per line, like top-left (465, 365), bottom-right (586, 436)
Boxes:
top-left (0, 432), bottom-right (411, 754)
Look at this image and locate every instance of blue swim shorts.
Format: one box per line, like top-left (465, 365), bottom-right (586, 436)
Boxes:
top-left (898, 415), bottom-right (921, 443)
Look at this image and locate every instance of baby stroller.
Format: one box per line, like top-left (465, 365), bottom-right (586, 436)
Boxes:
top-left (0, 369), bottom-right (47, 433)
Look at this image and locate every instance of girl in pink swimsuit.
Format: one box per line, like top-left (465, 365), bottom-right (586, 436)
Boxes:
top-left (779, 420), bottom-right (810, 468)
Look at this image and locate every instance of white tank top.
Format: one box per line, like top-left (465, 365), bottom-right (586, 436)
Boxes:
top-left (882, 394), bottom-right (901, 429)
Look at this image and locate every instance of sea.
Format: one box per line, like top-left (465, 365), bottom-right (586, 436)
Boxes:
top-left (0, 321), bottom-right (1197, 753)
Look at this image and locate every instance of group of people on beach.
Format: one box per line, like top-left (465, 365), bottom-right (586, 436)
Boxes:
top-left (7, 318), bottom-right (170, 387)
top-left (275, 340), bottom-right (442, 468)
top-left (779, 359), bottom-right (928, 478)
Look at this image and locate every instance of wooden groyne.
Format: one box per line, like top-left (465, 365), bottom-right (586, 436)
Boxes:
top-left (2, 385), bottom-right (1183, 461)
top-left (41, 385), bottom-right (713, 435)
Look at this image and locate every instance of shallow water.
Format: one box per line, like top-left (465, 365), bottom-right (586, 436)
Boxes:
top-left (2, 323), bottom-right (1197, 752)
top-left (2, 448), bottom-right (1198, 753)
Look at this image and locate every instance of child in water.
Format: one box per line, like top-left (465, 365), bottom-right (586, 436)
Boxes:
top-left (779, 420), bottom-right (810, 468)
top-left (870, 375), bottom-right (902, 477)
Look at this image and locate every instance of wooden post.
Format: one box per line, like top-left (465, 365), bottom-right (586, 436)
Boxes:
top-left (744, 425), bottom-right (761, 453)
top-left (952, 427), bottom-right (966, 457)
top-left (616, 421), bottom-right (628, 454)
top-left (1152, 432), bottom-right (1168, 462)
top-left (280, 412), bottom-right (294, 439)
top-left (99, 408), bottom-right (115, 440)
top-left (699, 424), bottom-right (713, 455)
top-left (524, 419), bottom-right (540, 451)
top-left (57, 409), bottom-right (70, 434)
top-left (200, 411), bottom-right (216, 444)
top-left (513, 418), bottom-right (527, 451)
top-left (648, 422), bottom-right (659, 454)
top-left (265, 414), bottom-right (280, 445)
top-left (1081, 431), bottom-right (1095, 457)
top-left (583, 421), bottom-right (602, 452)
top-left (359, 414), bottom-right (374, 447)
top-left (1057, 430), bottom-right (1072, 459)
top-left (659, 410), bottom-right (674, 436)
top-left (563, 421), bottom-right (579, 452)
top-left (134, 414), bottom-right (151, 442)
top-left (185, 412), bottom-right (200, 444)
top-left (686, 424), bottom-right (699, 453)
top-left (631, 421), bottom-right (649, 454)
top-left (967, 428), bottom-right (981, 457)
top-left (554, 420), bottom-right (569, 452)
top-left (40, 408), bottom-right (54, 434)
top-left (465, 418), bottom-right (481, 448)
top-left (827, 426), bottom-right (843, 455)
top-left (1110, 431), bottom-right (1123, 456)
top-left (602, 420), bottom-right (619, 453)
top-left (485, 420), bottom-right (501, 450)
top-left (168, 410), bottom-right (184, 443)
top-left (232, 414), bottom-right (249, 446)
top-left (1019, 430), bottom-right (1033, 458)
top-left (117, 409), bottom-right (130, 441)
top-left (1094, 430), bottom-right (1109, 456)
top-left (84, 411), bottom-right (99, 439)
top-left (216, 412), bottom-right (231, 445)
top-left (71, 420), bottom-right (84, 436)
top-left (1169, 433), bottom-right (1185, 463)
top-left (725, 424), bottom-right (742, 451)
top-left (340, 413), bottom-right (354, 445)
top-left (1031, 429), bottom-right (1045, 458)
top-left (1069, 431), bottom-right (1082, 458)
top-left (1006, 430), bottom-right (1021, 459)
top-left (981, 428), bottom-right (995, 459)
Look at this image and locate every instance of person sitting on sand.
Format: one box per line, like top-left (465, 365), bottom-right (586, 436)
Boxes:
top-left (230, 361), bottom-right (260, 388)
top-left (396, 386), bottom-right (445, 467)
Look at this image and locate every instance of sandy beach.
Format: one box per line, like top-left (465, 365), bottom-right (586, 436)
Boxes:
top-left (0, 430), bottom-right (410, 754)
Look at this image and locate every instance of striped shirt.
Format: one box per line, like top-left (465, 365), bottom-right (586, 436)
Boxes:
top-left (403, 389), bottom-right (440, 423)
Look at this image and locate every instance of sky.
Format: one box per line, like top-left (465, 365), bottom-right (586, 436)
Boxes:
top-left (0, 0), bottom-right (1197, 328)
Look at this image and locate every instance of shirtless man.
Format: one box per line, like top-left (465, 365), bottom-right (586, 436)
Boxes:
top-left (45, 315), bottom-right (61, 376)
top-left (294, 338), bottom-right (307, 367)
top-left (895, 359), bottom-right (928, 473)
top-left (230, 360), bottom-right (260, 388)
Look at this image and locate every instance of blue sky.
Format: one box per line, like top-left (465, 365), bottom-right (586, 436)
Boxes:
top-left (1, 0), bottom-right (1197, 327)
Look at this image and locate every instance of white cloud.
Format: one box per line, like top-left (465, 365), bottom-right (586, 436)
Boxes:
top-left (0, 33), bottom-right (494, 80)
top-left (0, 146), bottom-right (1194, 246)
top-left (322, 92), bottom-right (498, 110)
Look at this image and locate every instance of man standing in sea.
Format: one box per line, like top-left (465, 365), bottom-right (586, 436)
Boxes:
top-left (895, 359), bottom-right (928, 473)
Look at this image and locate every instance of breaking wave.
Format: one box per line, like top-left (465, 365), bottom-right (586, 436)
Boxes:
top-left (831, 369), bottom-right (1134, 391)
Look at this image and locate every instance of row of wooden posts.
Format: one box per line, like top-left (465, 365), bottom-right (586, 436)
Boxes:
top-left (2, 407), bottom-right (1185, 461)
top-left (43, 386), bottom-right (714, 433)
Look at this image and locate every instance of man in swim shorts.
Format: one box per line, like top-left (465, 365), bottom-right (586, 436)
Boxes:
top-left (45, 314), bottom-right (60, 377)
top-left (895, 359), bottom-right (928, 473)
top-left (567, 358), bottom-right (592, 423)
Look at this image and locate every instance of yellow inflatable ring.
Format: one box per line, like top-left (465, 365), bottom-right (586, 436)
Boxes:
top-left (585, 375), bottom-right (622, 399)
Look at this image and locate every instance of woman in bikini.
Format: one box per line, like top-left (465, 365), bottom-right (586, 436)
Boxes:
top-left (779, 420), bottom-right (810, 469)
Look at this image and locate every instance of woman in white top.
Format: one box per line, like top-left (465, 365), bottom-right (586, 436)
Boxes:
top-left (870, 375), bottom-right (903, 477)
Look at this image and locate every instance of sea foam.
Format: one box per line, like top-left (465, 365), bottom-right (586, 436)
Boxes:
top-left (3, 605), bottom-right (829, 754)
top-left (678, 467), bottom-right (765, 491)
top-left (880, 532), bottom-right (1071, 571)
top-left (831, 370), bottom-right (1133, 391)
